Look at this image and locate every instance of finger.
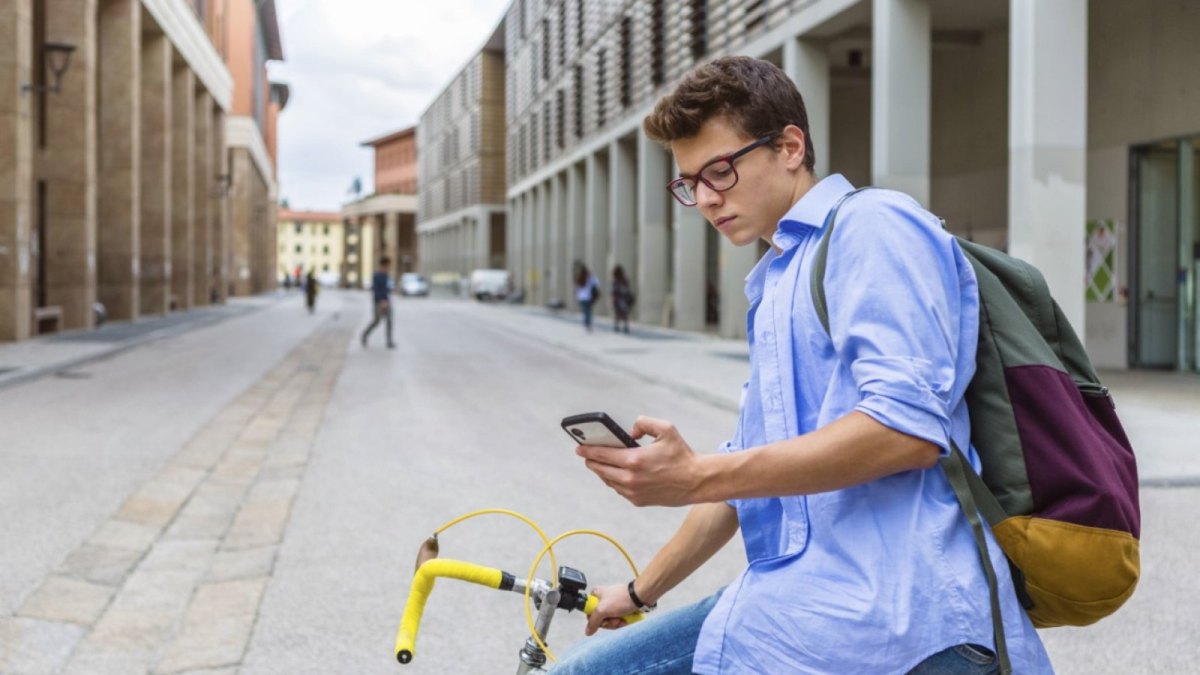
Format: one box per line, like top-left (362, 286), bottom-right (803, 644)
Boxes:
top-left (584, 460), bottom-right (632, 487)
top-left (577, 444), bottom-right (633, 468)
top-left (631, 416), bottom-right (672, 441)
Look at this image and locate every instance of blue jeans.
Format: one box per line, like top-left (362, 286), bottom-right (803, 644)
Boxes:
top-left (549, 591), bottom-right (999, 674)
top-left (580, 300), bottom-right (594, 331)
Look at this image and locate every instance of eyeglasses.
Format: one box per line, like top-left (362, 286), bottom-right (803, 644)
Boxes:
top-left (667, 134), bottom-right (778, 207)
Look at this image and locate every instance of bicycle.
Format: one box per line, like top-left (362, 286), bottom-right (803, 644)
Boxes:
top-left (393, 509), bottom-right (645, 674)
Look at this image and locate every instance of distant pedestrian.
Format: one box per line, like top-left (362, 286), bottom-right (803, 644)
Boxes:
top-left (610, 265), bottom-right (634, 334)
top-left (361, 256), bottom-right (396, 349)
top-left (575, 265), bottom-right (600, 332)
top-left (304, 269), bottom-right (318, 314)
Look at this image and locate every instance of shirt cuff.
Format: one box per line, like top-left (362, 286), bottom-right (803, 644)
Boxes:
top-left (850, 356), bottom-right (952, 456)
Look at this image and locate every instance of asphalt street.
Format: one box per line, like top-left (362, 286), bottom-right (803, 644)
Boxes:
top-left (0, 289), bottom-right (1196, 674)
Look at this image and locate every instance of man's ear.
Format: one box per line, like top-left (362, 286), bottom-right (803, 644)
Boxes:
top-left (780, 125), bottom-right (807, 171)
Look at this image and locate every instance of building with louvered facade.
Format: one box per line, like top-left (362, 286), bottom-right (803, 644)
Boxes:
top-left (415, 23), bottom-right (509, 282)
top-left (499, 0), bottom-right (1200, 372)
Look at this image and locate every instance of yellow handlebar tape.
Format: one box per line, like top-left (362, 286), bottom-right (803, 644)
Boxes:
top-left (395, 559), bottom-right (504, 664)
top-left (583, 595), bottom-right (645, 626)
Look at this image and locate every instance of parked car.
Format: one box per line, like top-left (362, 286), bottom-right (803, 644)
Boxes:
top-left (469, 269), bottom-right (513, 301)
top-left (399, 273), bottom-right (430, 297)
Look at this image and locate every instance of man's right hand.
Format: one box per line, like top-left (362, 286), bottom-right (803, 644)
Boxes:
top-left (584, 582), bottom-right (640, 635)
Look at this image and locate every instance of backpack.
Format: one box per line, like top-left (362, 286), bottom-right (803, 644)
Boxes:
top-left (811, 189), bottom-right (1140, 672)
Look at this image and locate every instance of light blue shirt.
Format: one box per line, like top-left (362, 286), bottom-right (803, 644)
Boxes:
top-left (691, 175), bottom-right (1053, 674)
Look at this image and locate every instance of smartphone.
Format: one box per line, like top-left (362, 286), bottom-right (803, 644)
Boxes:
top-left (561, 412), bottom-right (639, 448)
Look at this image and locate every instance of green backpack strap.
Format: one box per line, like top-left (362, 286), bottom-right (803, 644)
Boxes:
top-left (810, 188), bottom-right (1013, 675)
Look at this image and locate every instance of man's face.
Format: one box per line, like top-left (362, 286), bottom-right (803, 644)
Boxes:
top-left (670, 116), bottom-right (800, 247)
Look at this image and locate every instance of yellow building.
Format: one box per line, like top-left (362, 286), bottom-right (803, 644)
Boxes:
top-left (276, 209), bottom-right (343, 286)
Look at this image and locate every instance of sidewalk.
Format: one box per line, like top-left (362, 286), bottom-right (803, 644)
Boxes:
top-left (449, 299), bottom-right (1200, 484)
top-left (0, 294), bottom-right (285, 391)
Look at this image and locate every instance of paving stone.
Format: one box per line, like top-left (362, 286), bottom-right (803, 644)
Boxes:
top-left (18, 575), bottom-right (115, 625)
top-left (165, 483), bottom-right (245, 541)
top-left (89, 519), bottom-right (162, 553)
top-left (60, 544), bottom-right (146, 586)
top-left (0, 616), bottom-right (86, 674)
top-left (155, 578), bottom-right (267, 673)
top-left (222, 499), bottom-right (291, 551)
top-left (205, 546), bottom-right (277, 583)
top-left (115, 468), bottom-right (204, 528)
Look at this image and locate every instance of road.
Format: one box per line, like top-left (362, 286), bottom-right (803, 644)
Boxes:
top-left (0, 289), bottom-right (1196, 673)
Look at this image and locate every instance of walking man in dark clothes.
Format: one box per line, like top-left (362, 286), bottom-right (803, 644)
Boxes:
top-left (361, 257), bottom-right (396, 349)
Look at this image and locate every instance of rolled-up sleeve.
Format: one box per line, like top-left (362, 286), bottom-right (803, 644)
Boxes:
top-left (821, 194), bottom-right (964, 455)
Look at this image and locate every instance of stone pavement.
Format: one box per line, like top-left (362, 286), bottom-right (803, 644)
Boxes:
top-left (0, 312), bottom-right (351, 674)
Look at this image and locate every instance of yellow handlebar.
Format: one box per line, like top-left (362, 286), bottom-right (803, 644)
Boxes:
top-left (583, 594), bottom-right (645, 626)
top-left (395, 559), bottom-right (504, 664)
top-left (395, 559), bottom-right (644, 665)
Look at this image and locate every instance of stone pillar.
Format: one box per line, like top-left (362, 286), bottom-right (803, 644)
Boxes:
top-left (672, 195), bottom-right (706, 332)
top-left (192, 88), bottom-right (212, 306)
top-left (637, 135), bottom-right (671, 326)
top-left (0, 0), bottom-right (33, 340)
top-left (229, 148), bottom-right (252, 295)
top-left (872, 0), bottom-right (931, 205)
top-left (1008, 0), bottom-right (1087, 331)
top-left (609, 137), bottom-right (637, 287)
top-left (509, 198), bottom-right (521, 290)
top-left (212, 107), bottom-right (228, 302)
top-left (97, 0), bottom-right (141, 321)
top-left (139, 30), bottom-right (170, 316)
top-left (170, 65), bottom-right (194, 310)
top-left (1180, 139), bottom-right (1197, 372)
top-left (44, 0), bottom-right (99, 330)
top-left (585, 151), bottom-right (610, 314)
top-left (784, 36), bottom-right (831, 178)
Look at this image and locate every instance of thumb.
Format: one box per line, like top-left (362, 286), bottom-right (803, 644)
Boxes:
top-left (631, 416), bottom-right (673, 442)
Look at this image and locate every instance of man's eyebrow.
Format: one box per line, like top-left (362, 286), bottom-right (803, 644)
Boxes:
top-left (679, 149), bottom-right (735, 177)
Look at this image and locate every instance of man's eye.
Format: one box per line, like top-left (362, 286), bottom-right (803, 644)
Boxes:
top-left (709, 165), bottom-right (733, 178)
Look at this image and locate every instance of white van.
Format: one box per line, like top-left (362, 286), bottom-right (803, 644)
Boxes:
top-left (468, 269), bottom-right (513, 301)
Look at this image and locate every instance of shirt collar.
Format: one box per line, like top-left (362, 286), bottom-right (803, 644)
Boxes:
top-left (773, 174), bottom-right (856, 248)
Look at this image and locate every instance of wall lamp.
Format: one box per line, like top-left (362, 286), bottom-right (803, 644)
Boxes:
top-left (22, 42), bottom-right (77, 95)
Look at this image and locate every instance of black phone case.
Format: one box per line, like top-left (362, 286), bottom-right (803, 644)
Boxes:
top-left (561, 412), bottom-right (638, 448)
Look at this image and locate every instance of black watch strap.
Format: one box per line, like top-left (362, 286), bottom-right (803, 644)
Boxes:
top-left (628, 579), bottom-right (657, 612)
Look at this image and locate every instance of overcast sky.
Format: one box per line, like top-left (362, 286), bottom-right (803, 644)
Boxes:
top-left (270, 0), bottom-right (511, 212)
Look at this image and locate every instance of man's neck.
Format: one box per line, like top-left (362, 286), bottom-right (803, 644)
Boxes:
top-left (766, 170), bottom-right (820, 252)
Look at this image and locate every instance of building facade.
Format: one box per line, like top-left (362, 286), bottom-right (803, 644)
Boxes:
top-left (277, 209), bottom-right (343, 285)
top-left (2, 0), bottom-right (232, 340)
top-left (500, 0), bottom-right (1200, 372)
top-left (0, 0), bottom-right (287, 343)
top-left (222, 0), bottom-right (287, 298)
top-left (340, 127), bottom-right (419, 288)
top-left (416, 22), bottom-right (508, 282)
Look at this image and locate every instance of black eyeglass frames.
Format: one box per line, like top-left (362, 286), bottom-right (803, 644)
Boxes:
top-left (666, 134), bottom-right (778, 207)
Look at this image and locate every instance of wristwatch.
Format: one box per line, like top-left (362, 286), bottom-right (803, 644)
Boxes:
top-left (627, 579), bottom-right (657, 612)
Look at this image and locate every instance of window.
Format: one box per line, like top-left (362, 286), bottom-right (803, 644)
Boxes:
top-left (323, 245), bottom-right (330, 254)
top-left (543, 100), bottom-right (552, 162)
top-left (651, 0), bottom-right (666, 85)
top-left (294, 222), bottom-right (303, 234)
top-left (556, 89), bottom-right (565, 149)
top-left (620, 17), bottom-right (633, 108)
top-left (323, 264), bottom-right (330, 272)
top-left (690, 0), bottom-right (708, 60)
top-left (323, 225), bottom-right (329, 235)
top-left (557, 4), bottom-right (566, 67)
top-left (542, 19), bottom-right (550, 80)
top-left (573, 65), bottom-right (584, 138)
top-left (295, 244), bottom-right (302, 253)
top-left (596, 50), bottom-right (607, 128)
top-left (575, 0), bottom-right (584, 48)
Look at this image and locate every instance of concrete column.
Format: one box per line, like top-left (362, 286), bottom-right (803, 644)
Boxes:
top-left (138, 31), bottom-right (171, 315)
top-left (567, 161), bottom-right (586, 289)
top-left (552, 171), bottom-right (569, 304)
top-left (1008, 0), bottom-right (1087, 331)
top-left (1178, 138), bottom-right (1195, 372)
top-left (784, 36), bottom-right (831, 178)
top-left (672, 197), bottom-right (707, 331)
top-left (212, 107), bottom-right (228, 302)
top-left (192, 88), bottom-right (212, 306)
top-left (509, 198), bottom-right (521, 289)
top-left (718, 238), bottom-right (758, 338)
top-left (871, 0), bottom-right (930, 205)
top-left (170, 65), bottom-right (194, 310)
top-left (44, 0), bottom-right (99, 330)
top-left (585, 151), bottom-right (610, 314)
top-left (530, 185), bottom-right (543, 305)
top-left (610, 138), bottom-right (637, 287)
top-left (384, 211), bottom-right (400, 284)
top-left (0, 0), bottom-right (33, 340)
top-left (97, 0), bottom-right (141, 321)
top-left (637, 134), bottom-right (671, 326)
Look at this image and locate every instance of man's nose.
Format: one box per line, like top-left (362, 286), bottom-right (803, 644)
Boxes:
top-left (694, 180), bottom-right (723, 211)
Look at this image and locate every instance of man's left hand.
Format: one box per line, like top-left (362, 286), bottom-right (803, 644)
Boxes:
top-left (576, 416), bottom-right (707, 507)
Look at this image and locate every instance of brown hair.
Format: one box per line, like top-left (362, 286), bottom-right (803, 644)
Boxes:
top-left (643, 56), bottom-right (815, 173)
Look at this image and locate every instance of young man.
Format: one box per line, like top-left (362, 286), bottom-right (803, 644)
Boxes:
top-left (555, 57), bottom-right (1052, 674)
top-left (361, 256), bottom-right (395, 349)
